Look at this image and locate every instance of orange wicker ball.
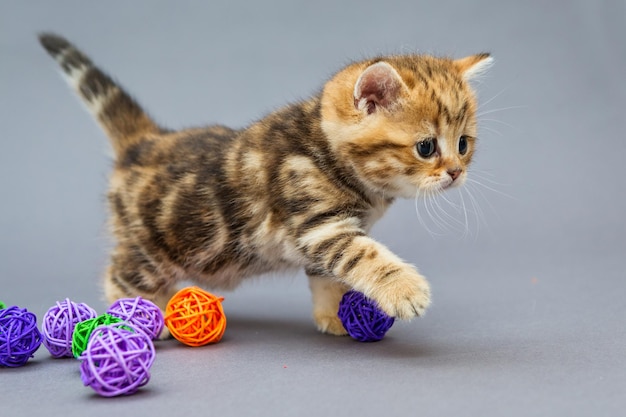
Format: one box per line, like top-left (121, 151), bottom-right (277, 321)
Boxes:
top-left (164, 287), bottom-right (226, 347)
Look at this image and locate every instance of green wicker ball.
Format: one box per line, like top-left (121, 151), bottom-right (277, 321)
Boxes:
top-left (72, 314), bottom-right (129, 358)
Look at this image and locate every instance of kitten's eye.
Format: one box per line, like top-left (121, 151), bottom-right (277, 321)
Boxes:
top-left (416, 138), bottom-right (436, 158)
top-left (459, 135), bottom-right (469, 155)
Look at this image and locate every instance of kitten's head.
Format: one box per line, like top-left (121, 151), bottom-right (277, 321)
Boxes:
top-left (321, 53), bottom-right (493, 198)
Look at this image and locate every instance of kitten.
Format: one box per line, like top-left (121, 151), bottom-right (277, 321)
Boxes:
top-left (39, 33), bottom-right (492, 335)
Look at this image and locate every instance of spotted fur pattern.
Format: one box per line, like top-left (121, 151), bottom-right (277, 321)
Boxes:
top-left (39, 33), bottom-right (492, 335)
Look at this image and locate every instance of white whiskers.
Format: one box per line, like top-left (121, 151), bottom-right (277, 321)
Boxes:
top-left (466, 177), bottom-right (516, 201)
top-left (413, 171), bottom-right (513, 240)
top-left (414, 186), bottom-right (475, 239)
top-left (414, 189), bottom-right (445, 237)
top-left (476, 105), bottom-right (526, 118)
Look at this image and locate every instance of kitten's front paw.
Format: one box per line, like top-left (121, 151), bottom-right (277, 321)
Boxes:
top-left (157, 325), bottom-right (173, 340)
top-left (313, 311), bottom-right (348, 336)
top-left (309, 275), bottom-right (349, 336)
top-left (368, 269), bottom-right (431, 320)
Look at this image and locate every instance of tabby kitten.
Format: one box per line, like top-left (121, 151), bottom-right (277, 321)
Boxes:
top-left (39, 33), bottom-right (492, 335)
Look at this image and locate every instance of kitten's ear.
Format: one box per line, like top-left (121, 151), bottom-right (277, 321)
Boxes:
top-left (354, 61), bottom-right (404, 115)
top-left (454, 53), bottom-right (494, 81)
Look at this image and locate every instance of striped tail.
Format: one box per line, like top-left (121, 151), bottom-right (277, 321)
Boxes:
top-left (38, 33), bottom-right (160, 156)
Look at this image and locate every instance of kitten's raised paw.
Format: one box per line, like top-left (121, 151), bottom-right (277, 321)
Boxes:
top-left (313, 312), bottom-right (348, 336)
top-left (368, 269), bottom-right (431, 320)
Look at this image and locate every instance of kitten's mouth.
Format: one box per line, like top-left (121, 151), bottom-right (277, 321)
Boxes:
top-left (440, 179), bottom-right (454, 190)
top-left (442, 175), bottom-right (466, 190)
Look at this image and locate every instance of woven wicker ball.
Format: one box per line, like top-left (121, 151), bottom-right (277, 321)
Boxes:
top-left (107, 297), bottom-right (164, 340)
top-left (80, 324), bottom-right (155, 397)
top-left (164, 286), bottom-right (226, 347)
top-left (0, 305), bottom-right (42, 367)
top-left (337, 290), bottom-right (395, 342)
top-left (42, 299), bottom-right (97, 358)
top-left (72, 313), bottom-right (127, 358)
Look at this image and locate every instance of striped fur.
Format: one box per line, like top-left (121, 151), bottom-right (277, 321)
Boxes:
top-left (39, 33), bottom-right (491, 335)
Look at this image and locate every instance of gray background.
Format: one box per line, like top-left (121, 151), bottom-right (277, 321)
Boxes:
top-left (1, 1), bottom-right (625, 416)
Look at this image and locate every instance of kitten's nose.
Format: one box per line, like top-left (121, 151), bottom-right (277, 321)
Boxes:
top-left (447, 168), bottom-right (462, 181)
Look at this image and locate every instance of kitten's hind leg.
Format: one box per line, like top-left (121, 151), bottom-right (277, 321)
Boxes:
top-left (308, 273), bottom-right (349, 336)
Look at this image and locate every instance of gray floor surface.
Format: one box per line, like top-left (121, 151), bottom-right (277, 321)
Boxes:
top-left (1, 1), bottom-right (625, 416)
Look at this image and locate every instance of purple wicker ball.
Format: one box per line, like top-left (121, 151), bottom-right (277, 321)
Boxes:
top-left (337, 290), bottom-right (395, 342)
top-left (42, 299), bottom-right (97, 358)
top-left (80, 324), bottom-right (155, 397)
top-left (0, 306), bottom-right (43, 367)
top-left (106, 297), bottom-right (164, 340)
